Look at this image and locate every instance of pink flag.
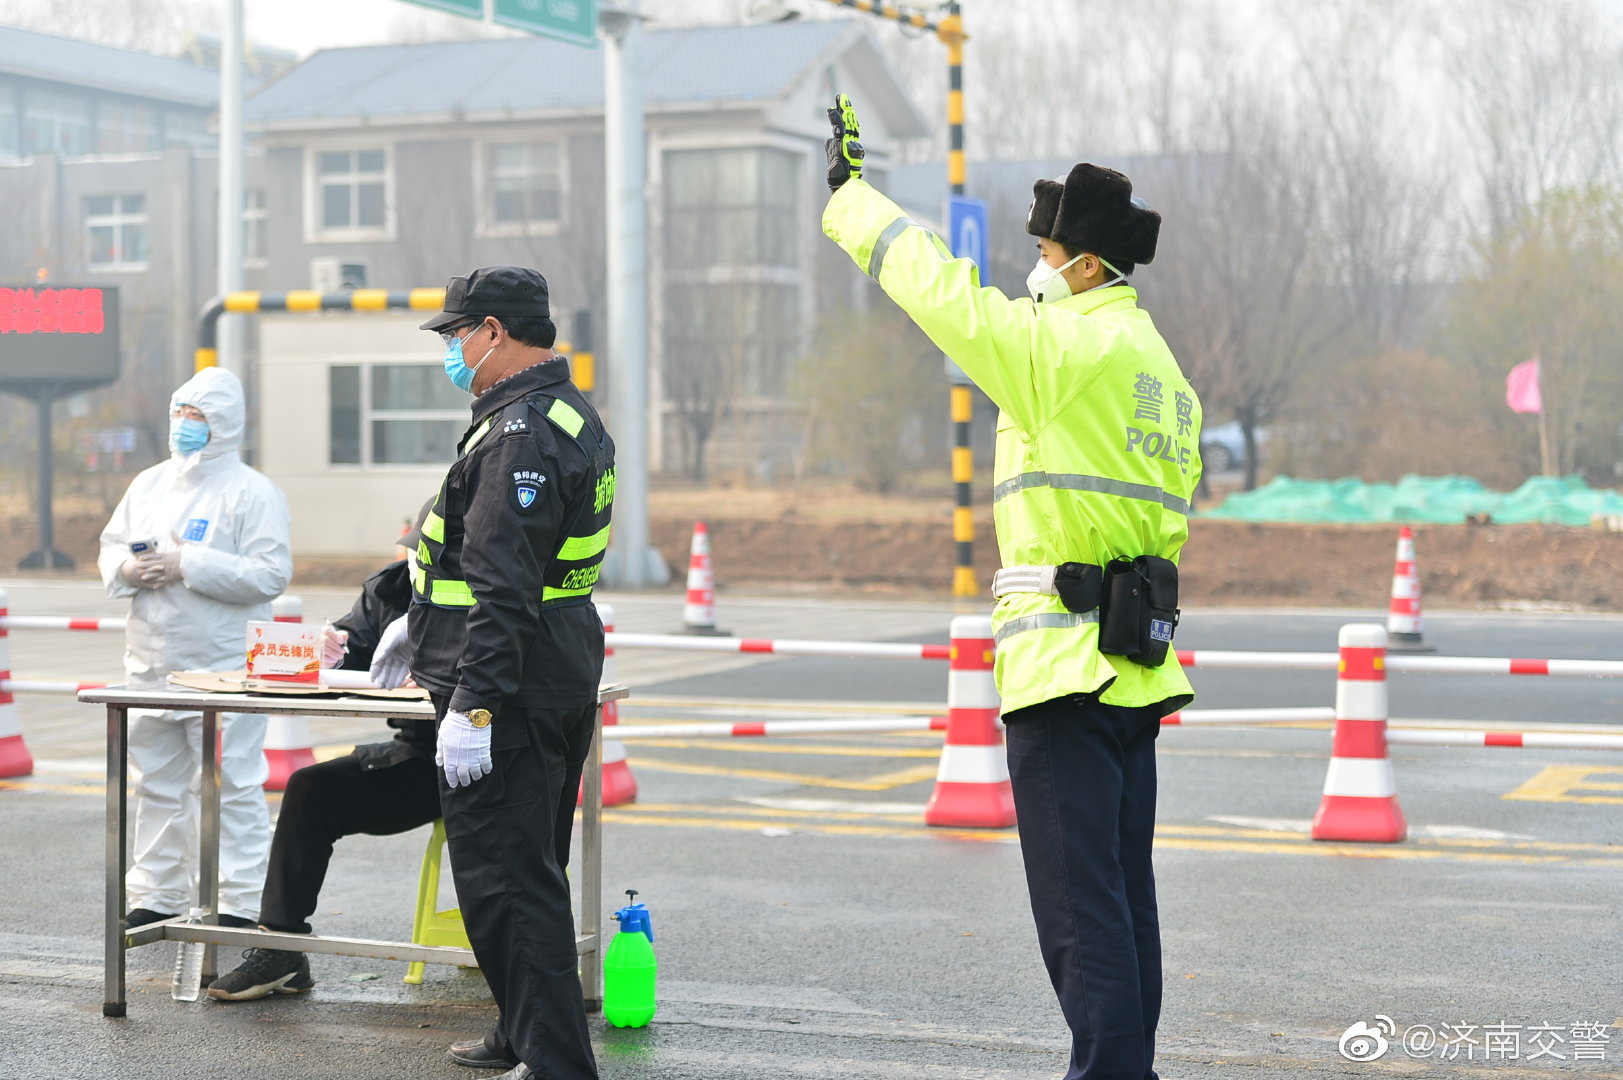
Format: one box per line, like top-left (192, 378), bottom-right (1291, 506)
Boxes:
top-left (1506, 358), bottom-right (1542, 414)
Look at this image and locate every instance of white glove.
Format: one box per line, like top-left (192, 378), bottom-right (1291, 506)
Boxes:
top-left (119, 557), bottom-right (152, 589)
top-left (139, 548), bottom-right (184, 587)
top-left (436, 710), bottom-right (493, 788)
top-left (320, 625), bottom-right (349, 669)
top-left (368, 614), bottom-right (412, 688)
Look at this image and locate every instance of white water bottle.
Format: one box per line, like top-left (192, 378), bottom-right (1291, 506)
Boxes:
top-left (170, 908), bottom-right (206, 1002)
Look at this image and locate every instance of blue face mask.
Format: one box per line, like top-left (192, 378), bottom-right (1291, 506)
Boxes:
top-left (169, 416), bottom-right (210, 455)
top-left (443, 331), bottom-right (496, 393)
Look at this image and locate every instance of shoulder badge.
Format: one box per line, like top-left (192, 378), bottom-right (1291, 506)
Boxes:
top-left (511, 468), bottom-right (547, 513)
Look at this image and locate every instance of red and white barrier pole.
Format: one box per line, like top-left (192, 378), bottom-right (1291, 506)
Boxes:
top-left (609, 632), bottom-right (950, 661)
top-left (1386, 526), bottom-right (1431, 652)
top-left (925, 615), bottom-right (1015, 828)
top-left (262, 595), bottom-right (317, 791)
top-left (681, 521), bottom-right (724, 635)
top-left (1312, 624), bottom-right (1406, 842)
top-left (0, 615), bottom-right (128, 632)
top-left (604, 716), bottom-right (948, 740)
top-left (0, 589), bottom-right (35, 779)
top-left (597, 603), bottom-right (636, 806)
top-left (1385, 729), bottom-right (1623, 751)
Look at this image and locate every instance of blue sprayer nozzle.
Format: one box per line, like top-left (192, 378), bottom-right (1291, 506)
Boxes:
top-left (612, 900), bottom-right (653, 942)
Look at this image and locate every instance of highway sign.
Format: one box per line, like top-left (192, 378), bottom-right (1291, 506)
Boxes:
top-left (493, 0), bottom-right (598, 45)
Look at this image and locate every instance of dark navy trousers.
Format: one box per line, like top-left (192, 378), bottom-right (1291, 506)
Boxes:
top-left (1004, 694), bottom-right (1165, 1080)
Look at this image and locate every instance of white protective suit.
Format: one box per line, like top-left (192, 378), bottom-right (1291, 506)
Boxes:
top-left (97, 367), bottom-right (293, 920)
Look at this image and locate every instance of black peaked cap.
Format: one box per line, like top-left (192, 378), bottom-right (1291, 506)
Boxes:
top-left (1025, 163), bottom-right (1160, 266)
top-left (419, 265), bottom-right (551, 332)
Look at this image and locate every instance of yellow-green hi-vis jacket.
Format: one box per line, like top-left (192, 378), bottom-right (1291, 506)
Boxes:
top-left (823, 179), bottom-right (1202, 716)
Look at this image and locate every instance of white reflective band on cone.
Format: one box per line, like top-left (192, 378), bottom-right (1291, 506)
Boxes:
top-left (1335, 683), bottom-right (1387, 722)
top-left (935, 743), bottom-right (1010, 784)
top-left (0, 702), bottom-right (22, 739)
top-left (948, 671), bottom-right (1000, 711)
top-left (1321, 757), bottom-right (1397, 798)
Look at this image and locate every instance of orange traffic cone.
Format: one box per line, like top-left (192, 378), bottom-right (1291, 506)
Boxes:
top-left (924, 615), bottom-right (1016, 828)
top-left (1385, 526), bottom-right (1433, 652)
top-left (1311, 624), bottom-right (1406, 843)
top-left (263, 595), bottom-right (317, 790)
top-left (681, 522), bottom-right (725, 635)
top-left (580, 602), bottom-right (636, 807)
top-left (0, 588), bottom-right (34, 779)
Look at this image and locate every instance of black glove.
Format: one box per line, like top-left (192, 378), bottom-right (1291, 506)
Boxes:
top-left (825, 93), bottom-right (865, 192)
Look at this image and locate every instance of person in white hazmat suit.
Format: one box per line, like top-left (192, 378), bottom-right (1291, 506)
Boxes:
top-left (97, 366), bottom-right (293, 928)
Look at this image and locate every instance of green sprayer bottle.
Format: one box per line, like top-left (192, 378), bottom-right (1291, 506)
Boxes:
top-left (603, 889), bottom-right (657, 1028)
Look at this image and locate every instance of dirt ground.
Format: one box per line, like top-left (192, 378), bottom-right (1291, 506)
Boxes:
top-left (5, 486), bottom-right (1620, 610)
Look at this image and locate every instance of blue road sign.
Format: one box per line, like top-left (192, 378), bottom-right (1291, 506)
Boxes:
top-left (944, 196), bottom-right (988, 386)
top-left (948, 195), bottom-right (988, 272)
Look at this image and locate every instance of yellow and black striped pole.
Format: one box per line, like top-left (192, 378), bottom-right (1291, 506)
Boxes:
top-left (939, 3), bottom-right (975, 597)
top-left (194, 289), bottom-right (446, 371)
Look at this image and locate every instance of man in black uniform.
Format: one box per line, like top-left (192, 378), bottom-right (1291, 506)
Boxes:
top-left (375, 265), bottom-right (613, 1080)
top-left (208, 541), bottom-right (439, 1000)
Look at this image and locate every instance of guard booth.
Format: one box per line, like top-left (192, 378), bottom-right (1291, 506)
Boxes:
top-left (0, 285), bottom-right (122, 569)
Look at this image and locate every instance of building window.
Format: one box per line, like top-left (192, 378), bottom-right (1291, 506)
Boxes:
top-left (665, 147), bottom-right (800, 268)
top-left (96, 102), bottom-right (159, 154)
top-left (329, 362), bottom-right (467, 466)
top-left (0, 91), bottom-right (18, 161)
top-left (485, 141), bottom-right (563, 231)
top-left (23, 90), bottom-right (91, 157)
top-left (244, 190), bottom-right (267, 266)
top-left (314, 148), bottom-right (388, 235)
top-left (84, 195), bottom-right (149, 270)
top-left (163, 110), bottom-right (212, 149)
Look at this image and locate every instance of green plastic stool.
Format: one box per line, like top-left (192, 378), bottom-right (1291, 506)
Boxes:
top-left (404, 819), bottom-right (474, 984)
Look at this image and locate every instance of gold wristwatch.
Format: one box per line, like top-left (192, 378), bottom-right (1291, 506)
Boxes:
top-left (465, 708), bottom-right (493, 728)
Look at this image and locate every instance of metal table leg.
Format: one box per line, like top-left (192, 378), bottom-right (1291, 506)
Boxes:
top-left (103, 705), bottom-right (128, 1018)
top-left (199, 709), bottom-right (221, 982)
top-left (580, 703), bottom-right (604, 1012)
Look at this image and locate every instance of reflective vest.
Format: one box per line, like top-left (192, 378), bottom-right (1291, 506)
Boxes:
top-left (411, 393), bottom-right (615, 611)
top-left (823, 179), bottom-right (1201, 716)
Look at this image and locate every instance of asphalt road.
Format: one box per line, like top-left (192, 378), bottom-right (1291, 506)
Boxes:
top-left (1, 582), bottom-right (1619, 1079)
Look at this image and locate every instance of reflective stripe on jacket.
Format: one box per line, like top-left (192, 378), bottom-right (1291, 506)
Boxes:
top-left (823, 179), bottom-right (1201, 715)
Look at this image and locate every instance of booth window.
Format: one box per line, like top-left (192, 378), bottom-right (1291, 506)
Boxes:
top-left (329, 362), bottom-right (466, 466)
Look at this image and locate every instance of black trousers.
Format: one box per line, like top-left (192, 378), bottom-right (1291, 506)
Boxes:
top-left (433, 695), bottom-right (599, 1080)
top-left (1004, 694), bottom-right (1164, 1080)
top-left (259, 752), bottom-right (442, 934)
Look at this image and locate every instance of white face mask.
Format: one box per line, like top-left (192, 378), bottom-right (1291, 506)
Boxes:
top-left (1025, 252), bottom-right (1128, 304)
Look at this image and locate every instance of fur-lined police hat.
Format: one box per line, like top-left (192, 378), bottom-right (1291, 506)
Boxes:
top-left (1025, 163), bottom-right (1160, 268)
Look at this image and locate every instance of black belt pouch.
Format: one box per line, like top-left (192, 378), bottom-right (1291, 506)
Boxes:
top-left (1099, 556), bottom-right (1180, 666)
top-left (1053, 561), bottom-right (1103, 615)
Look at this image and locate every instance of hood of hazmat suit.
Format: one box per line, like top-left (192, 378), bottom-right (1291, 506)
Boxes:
top-left (97, 367), bottom-right (293, 686)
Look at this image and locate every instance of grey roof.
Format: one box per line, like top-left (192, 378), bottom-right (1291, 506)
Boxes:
top-left (0, 25), bottom-right (219, 108)
top-left (245, 21), bottom-right (883, 126)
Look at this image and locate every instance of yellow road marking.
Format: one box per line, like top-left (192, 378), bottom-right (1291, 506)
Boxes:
top-left (627, 738), bottom-right (940, 758)
top-left (0, 779), bottom-right (105, 795)
top-left (628, 759), bottom-right (937, 791)
top-left (1504, 765), bottom-right (1623, 806)
top-left (603, 805), bottom-right (1623, 866)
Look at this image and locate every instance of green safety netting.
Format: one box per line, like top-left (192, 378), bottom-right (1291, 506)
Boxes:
top-left (1200, 474), bottom-right (1623, 526)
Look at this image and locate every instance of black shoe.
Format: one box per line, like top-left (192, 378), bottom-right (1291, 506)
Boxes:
top-left (216, 914), bottom-right (256, 929)
top-left (448, 1037), bottom-right (519, 1070)
top-left (124, 908), bottom-right (178, 928)
top-left (206, 948), bottom-right (314, 1001)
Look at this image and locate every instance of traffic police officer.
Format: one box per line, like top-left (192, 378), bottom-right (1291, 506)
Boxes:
top-left (821, 99), bottom-right (1201, 1080)
top-left (380, 265), bottom-right (614, 1080)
